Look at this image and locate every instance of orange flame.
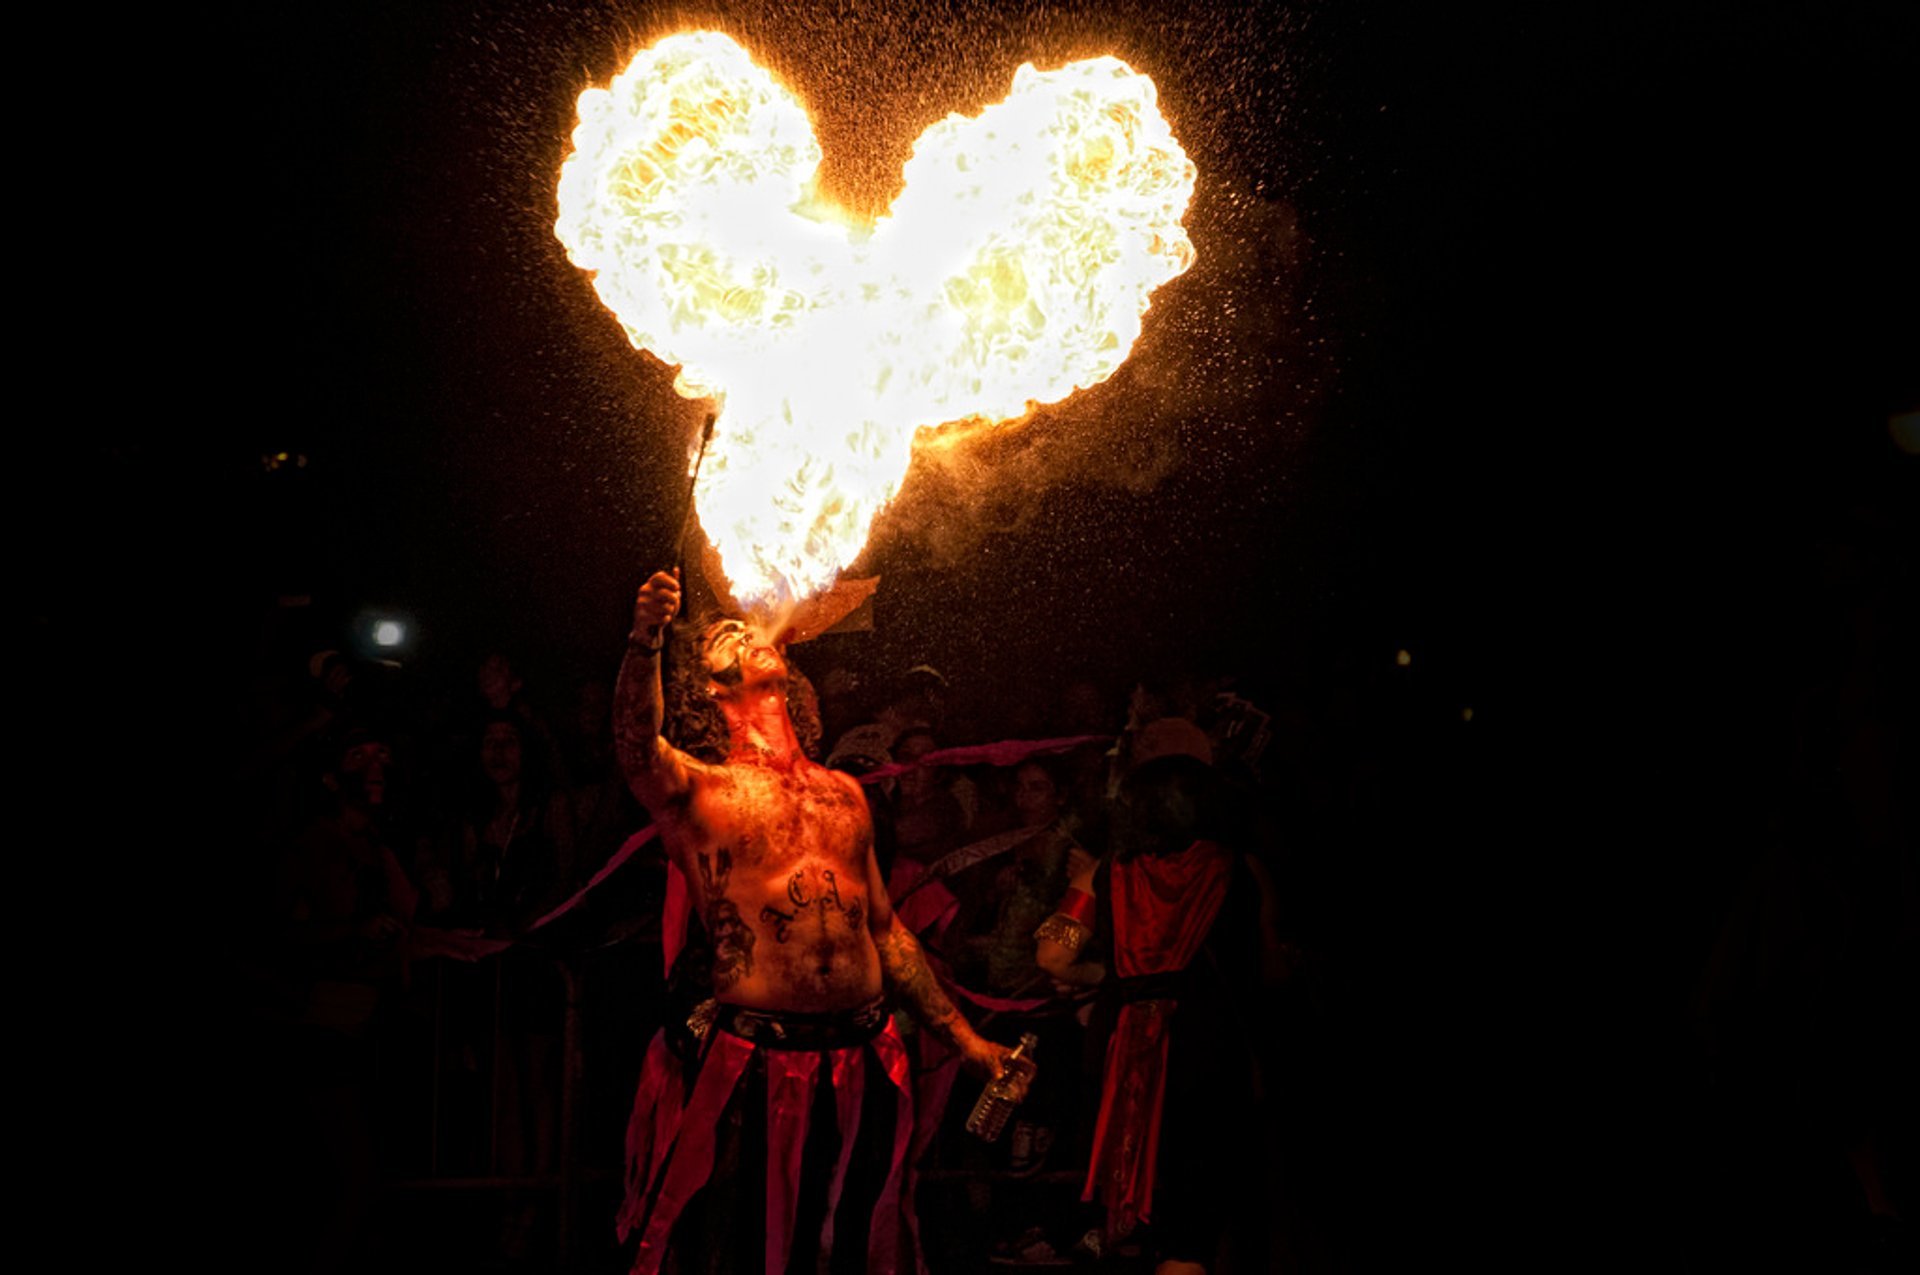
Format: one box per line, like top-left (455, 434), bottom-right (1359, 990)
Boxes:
top-left (557, 31), bottom-right (1195, 611)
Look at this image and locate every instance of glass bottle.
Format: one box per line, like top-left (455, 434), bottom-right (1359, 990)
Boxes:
top-left (966, 1032), bottom-right (1039, 1142)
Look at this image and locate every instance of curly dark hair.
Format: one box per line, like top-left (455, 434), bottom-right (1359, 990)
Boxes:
top-left (664, 614), bottom-right (823, 763)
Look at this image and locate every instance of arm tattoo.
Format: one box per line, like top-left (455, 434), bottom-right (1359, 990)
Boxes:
top-left (875, 923), bottom-right (966, 1048)
top-left (613, 642), bottom-right (668, 798)
top-left (697, 849), bottom-right (755, 992)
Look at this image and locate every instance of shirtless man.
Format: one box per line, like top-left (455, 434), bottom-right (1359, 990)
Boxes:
top-left (614, 569), bottom-right (1018, 1275)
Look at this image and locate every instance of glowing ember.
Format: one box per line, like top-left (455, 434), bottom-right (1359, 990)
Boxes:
top-left (557, 31), bottom-right (1196, 610)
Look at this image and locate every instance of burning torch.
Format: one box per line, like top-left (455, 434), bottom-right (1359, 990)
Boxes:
top-left (640, 409), bottom-right (717, 650)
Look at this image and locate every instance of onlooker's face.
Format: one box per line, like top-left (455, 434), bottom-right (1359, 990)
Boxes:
top-left (576, 680), bottom-right (612, 736)
top-left (339, 740), bottom-right (392, 808)
top-left (481, 721), bottom-right (523, 786)
top-left (323, 662), bottom-right (354, 702)
top-left (901, 684), bottom-right (945, 730)
top-left (894, 730), bottom-right (939, 800)
top-left (478, 654), bottom-right (520, 709)
top-left (1014, 763), bottom-right (1061, 827)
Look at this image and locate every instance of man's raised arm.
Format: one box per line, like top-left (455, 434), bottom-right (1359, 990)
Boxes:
top-left (615, 569), bottom-right (697, 811)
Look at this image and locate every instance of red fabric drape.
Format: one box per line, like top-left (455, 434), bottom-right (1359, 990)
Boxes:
top-left (1082, 840), bottom-right (1232, 1237)
top-left (867, 1023), bottom-right (916, 1275)
top-left (622, 1020), bottom-right (915, 1274)
top-left (632, 1031), bottom-right (757, 1274)
top-left (764, 1051), bottom-right (822, 1274)
top-left (618, 1029), bottom-right (689, 1242)
top-left (820, 1045), bottom-right (868, 1261)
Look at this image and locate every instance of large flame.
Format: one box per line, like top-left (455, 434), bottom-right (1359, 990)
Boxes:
top-left (557, 31), bottom-right (1195, 610)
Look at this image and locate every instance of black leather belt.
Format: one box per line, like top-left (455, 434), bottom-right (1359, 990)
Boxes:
top-left (713, 996), bottom-right (890, 1050)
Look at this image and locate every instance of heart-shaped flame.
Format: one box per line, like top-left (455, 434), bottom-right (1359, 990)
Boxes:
top-left (558, 31), bottom-right (1195, 612)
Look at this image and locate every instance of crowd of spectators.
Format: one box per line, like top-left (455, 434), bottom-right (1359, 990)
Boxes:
top-left (237, 608), bottom-right (1373, 1274)
top-left (233, 547), bottom-right (1911, 1274)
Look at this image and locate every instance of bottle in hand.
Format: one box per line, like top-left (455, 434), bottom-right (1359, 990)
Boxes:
top-left (966, 1033), bottom-right (1039, 1142)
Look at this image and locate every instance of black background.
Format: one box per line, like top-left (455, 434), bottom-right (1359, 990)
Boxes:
top-left (53, 1), bottom-right (1916, 1269)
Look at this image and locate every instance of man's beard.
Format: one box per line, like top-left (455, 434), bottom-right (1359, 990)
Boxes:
top-left (710, 650), bottom-right (746, 688)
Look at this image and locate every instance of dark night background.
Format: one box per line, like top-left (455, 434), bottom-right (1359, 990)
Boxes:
top-left (52, 1), bottom-right (1913, 1270)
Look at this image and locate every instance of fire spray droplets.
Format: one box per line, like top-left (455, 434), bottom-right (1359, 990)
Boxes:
top-left (557, 31), bottom-right (1196, 611)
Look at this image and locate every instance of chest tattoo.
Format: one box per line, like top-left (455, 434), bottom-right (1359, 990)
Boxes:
top-left (760, 866), bottom-right (862, 943)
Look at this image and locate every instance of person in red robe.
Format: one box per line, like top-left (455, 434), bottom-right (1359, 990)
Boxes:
top-left (1037, 718), bottom-right (1286, 1275)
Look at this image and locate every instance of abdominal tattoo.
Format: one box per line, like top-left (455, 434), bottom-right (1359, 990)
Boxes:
top-left (697, 849), bottom-right (755, 992)
top-left (758, 867), bottom-right (863, 943)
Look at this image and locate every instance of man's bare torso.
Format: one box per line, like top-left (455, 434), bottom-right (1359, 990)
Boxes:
top-left (660, 757), bottom-right (883, 1013)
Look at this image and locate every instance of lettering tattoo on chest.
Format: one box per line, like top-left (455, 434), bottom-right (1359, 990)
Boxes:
top-left (697, 848), bottom-right (755, 992)
top-left (758, 866), bottom-right (864, 943)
